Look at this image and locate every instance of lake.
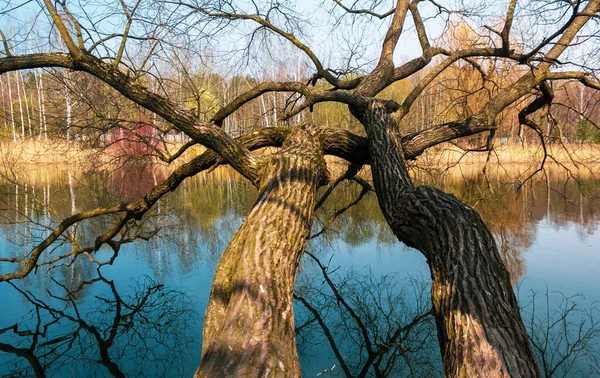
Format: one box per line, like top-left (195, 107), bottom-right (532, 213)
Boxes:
top-left (1, 163), bottom-right (599, 377)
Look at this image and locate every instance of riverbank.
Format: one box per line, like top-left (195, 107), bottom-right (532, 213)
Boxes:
top-left (411, 142), bottom-right (600, 183)
top-left (1, 139), bottom-right (599, 186)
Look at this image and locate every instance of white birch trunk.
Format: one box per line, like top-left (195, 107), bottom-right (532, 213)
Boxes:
top-left (272, 93), bottom-right (277, 126)
top-left (15, 70), bottom-right (25, 138)
top-left (19, 72), bottom-right (32, 138)
top-left (68, 170), bottom-right (76, 214)
top-left (24, 183), bottom-right (28, 217)
top-left (0, 76), bottom-right (7, 135)
top-left (260, 94), bottom-right (270, 128)
top-left (6, 72), bottom-right (17, 142)
top-left (34, 71), bottom-right (43, 140)
top-left (64, 70), bottom-right (72, 142)
top-left (39, 71), bottom-right (47, 140)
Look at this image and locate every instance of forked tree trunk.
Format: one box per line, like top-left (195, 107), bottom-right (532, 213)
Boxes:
top-left (353, 101), bottom-right (541, 377)
top-left (196, 124), bottom-right (329, 377)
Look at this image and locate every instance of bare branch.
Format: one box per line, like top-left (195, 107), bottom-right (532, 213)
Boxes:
top-left (211, 82), bottom-right (311, 126)
top-left (41, 0), bottom-right (80, 56)
top-left (331, 0), bottom-right (396, 19)
top-left (537, 1), bottom-right (600, 65)
top-left (172, 2), bottom-right (357, 89)
top-left (546, 72), bottom-right (600, 90)
top-left (379, 0), bottom-right (411, 65)
top-left (409, 0), bottom-right (431, 52)
top-left (0, 30), bottom-right (11, 56)
top-left (114, 0), bottom-right (142, 68)
top-left (0, 51), bottom-right (261, 183)
top-left (59, 1), bottom-right (85, 49)
top-left (310, 183), bottom-right (370, 240)
top-left (500, 0), bottom-right (518, 55)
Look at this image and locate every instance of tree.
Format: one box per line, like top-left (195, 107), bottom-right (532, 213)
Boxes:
top-left (1, 0), bottom-right (600, 376)
top-left (575, 117), bottom-right (600, 144)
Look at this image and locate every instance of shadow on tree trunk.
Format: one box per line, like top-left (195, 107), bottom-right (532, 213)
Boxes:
top-left (196, 124), bottom-right (329, 377)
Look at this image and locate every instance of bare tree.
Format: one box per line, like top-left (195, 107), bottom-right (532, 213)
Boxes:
top-left (1, 270), bottom-right (196, 377)
top-left (1, 0), bottom-right (600, 376)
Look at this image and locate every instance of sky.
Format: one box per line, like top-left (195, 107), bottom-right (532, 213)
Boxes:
top-left (1, 0), bottom-right (598, 78)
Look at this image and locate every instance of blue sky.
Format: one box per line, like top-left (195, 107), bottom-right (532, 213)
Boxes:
top-left (1, 0), bottom-right (598, 78)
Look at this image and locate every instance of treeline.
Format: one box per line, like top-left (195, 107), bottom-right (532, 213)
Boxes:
top-left (1, 59), bottom-right (599, 146)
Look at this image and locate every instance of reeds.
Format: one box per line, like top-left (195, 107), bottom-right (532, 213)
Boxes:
top-left (2, 139), bottom-right (598, 188)
top-left (412, 142), bottom-right (600, 183)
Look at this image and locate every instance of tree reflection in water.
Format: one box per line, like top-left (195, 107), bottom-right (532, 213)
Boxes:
top-left (520, 289), bottom-right (600, 378)
top-left (294, 251), bottom-right (600, 378)
top-left (0, 270), bottom-right (196, 377)
top-left (294, 252), bottom-right (438, 377)
top-left (1, 169), bottom-right (600, 376)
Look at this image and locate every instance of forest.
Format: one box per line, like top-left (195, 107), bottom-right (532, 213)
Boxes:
top-left (2, 41), bottom-right (600, 145)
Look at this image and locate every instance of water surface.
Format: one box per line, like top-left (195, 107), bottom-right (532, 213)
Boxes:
top-left (1, 165), bottom-right (599, 377)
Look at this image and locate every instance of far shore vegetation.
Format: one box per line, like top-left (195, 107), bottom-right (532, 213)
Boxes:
top-left (2, 138), bottom-right (599, 189)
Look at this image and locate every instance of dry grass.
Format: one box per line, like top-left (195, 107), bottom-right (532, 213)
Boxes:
top-left (0, 139), bottom-right (94, 165)
top-left (418, 142), bottom-right (599, 165)
top-left (2, 139), bottom-right (598, 187)
top-left (0, 140), bottom-right (96, 185)
top-left (413, 142), bottom-right (600, 182)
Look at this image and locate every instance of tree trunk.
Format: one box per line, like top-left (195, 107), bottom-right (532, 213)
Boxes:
top-left (64, 69), bottom-right (72, 142)
top-left (7, 71), bottom-right (17, 142)
top-left (353, 100), bottom-right (541, 377)
top-left (15, 69), bottom-right (26, 138)
top-left (195, 124), bottom-right (329, 377)
top-left (34, 70), bottom-right (43, 140)
top-left (18, 71), bottom-right (32, 137)
top-left (38, 70), bottom-right (47, 140)
top-left (0, 76), bottom-right (7, 135)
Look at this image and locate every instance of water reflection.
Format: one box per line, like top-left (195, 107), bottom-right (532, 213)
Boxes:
top-left (2, 166), bottom-right (599, 278)
top-left (0, 270), bottom-right (196, 377)
top-left (437, 174), bottom-right (600, 282)
top-left (294, 252), bottom-right (438, 377)
top-left (519, 289), bottom-right (600, 378)
top-left (1, 165), bottom-right (600, 376)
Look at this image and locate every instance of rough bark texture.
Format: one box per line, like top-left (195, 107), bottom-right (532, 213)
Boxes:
top-left (353, 100), bottom-right (541, 378)
top-left (195, 124), bottom-right (328, 377)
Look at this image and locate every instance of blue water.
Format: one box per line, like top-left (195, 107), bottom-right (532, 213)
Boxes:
top-left (1, 176), bottom-right (599, 377)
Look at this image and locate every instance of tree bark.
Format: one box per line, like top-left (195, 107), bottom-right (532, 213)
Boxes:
top-left (195, 124), bottom-right (329, 377)
top-left (352, 100), bottom-right (541, 377)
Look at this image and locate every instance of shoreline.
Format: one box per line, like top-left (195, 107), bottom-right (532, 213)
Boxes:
top-left (1, 139), bottom-right (599, 186)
